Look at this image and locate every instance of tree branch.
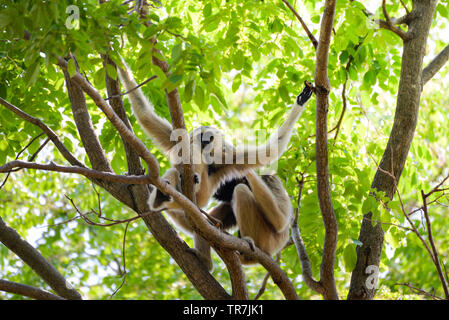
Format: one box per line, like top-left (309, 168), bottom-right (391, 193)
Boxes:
top-left (56, 55), bottom-right (233, 300)
top-left (421, 190), bottom-right (449, 299)
top-left (379, 0), bottom-right (409, 41)
top-left (422, 44), bottom-right (449, 85)
top-left (348, 0), bottom-right (439, 300)
top-left (56, 56), bottom-right (161, 179)
top-left (291, 176), bottom-right (324, 295)
top-left (0, 97), bottom-right (84, 168)
top-left (102, 54), bottom-right (145, 176)
top-left (0, 160), bottom-right (151, 185)
top-left (63, 56), bottom-right (112, 173)
top-left (214, 247), bottom-right (248, 300)
top-left (282, 0), bottom-right (318, 49)
top-left (0, 280), bottom-right (65, 300)
top-left (0, 216), bottom-right (82, 300)
top-left (313, 0), bottom-right (339, 300)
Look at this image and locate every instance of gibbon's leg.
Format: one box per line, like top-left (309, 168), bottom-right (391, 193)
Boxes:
top-left (231, 184), bottom-right (267, 248)
top-left (117, 64), bottom-right (175, 153)
top-left (244, 171), bottom-right (291, 232)
top-left (190, 202), bottom-right (236, 272)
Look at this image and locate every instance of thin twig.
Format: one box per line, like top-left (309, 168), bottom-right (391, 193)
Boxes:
top-left (110, 221), bottom-right (131, 298)
top-left (0, 133), bottom-right (44, 190)
top-left (395, 282), bottom-right (444, 300)
top-left (0, 97), bottom-right (84, 168)
top-left (399, 0), bottom-right (410, 14)
top-left (254, 253), bottom-right (280, 300)
top-left (421, 190), bottom-right (449, 299)
top-left (379, 0), bottom-right (409, 40)
top-left (282, 0), bottom-right (318, 49)
top-left (105, 75), bottom-right (157, 101)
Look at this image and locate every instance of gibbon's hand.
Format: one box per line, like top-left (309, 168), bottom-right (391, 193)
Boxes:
top-left (296, 81), bottom-right (314, 106)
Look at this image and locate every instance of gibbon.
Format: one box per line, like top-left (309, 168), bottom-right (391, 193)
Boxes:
top-left (152, 168), bottom-right (293, 268)
top-left (117, 64), bottom-right (313, 269)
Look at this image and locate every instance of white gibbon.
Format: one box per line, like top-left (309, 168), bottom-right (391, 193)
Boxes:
top-left (117, 64), bottom-right (313, 270)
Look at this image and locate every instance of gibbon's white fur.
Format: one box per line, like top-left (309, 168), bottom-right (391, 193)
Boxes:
top-left (117, 63), bottom-right (313, 270)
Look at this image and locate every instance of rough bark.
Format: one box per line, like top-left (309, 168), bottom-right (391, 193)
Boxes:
top-left (0, 280), bottom-right (64, 300)
top-left (314, 0), bottom-right (339, 300)
top-left (0, 216), bottom-right (82, 300)
top-left (348, 0), bottom-right (438, 300)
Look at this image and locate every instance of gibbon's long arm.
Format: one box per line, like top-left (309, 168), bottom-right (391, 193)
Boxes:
top-left (117, 65), bottom-right (175, 153)
top-left (212, 84), bottom-right (313, 182)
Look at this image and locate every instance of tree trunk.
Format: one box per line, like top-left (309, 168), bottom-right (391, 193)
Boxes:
top-left (348, 0), bottom-right (438, 300)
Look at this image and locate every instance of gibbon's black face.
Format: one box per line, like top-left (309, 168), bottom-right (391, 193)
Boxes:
top-left (195, 126), bottom-right (216, 150)
top-left (296, 82), bottom-right (314, 105)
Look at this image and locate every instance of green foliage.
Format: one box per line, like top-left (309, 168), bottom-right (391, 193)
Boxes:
top-left (0, 0), bottom-right (448, 300)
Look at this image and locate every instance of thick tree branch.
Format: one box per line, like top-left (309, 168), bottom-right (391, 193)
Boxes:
top-left (313, 0), bottom-right (339, 300)
top-left (215, 247), bottom-right (248, 300)
top-left (102, 54), bottom-right (145, 176)
top-left (0, 216), bottom-right (82, 300)
top-left (282, 0), bottom-right (318, 49)
top-left (0, 280), bottom-right (64, 300)
top-left (422, 44), bottom-right (449, 85)
top-left (150, 47), bottom-right (196, 204)
top-left (0, 160), bottom-right (151, 184)
top-left (57, 56), bottom-right (235, 300)
top-left (63, 59), bottom-right (112, 173)
top-left (349, 0), bottom-right (439, 300)
top-left (56, 56), bottom-right (161, 179)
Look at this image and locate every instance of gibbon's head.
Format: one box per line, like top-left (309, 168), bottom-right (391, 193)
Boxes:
top-left (190, 126), bottom-right (229, 165)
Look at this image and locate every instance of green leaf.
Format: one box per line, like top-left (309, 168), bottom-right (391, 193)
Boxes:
top-left (171, 44), bottom-right (182, 62)
top-left (343, 244), bottom-right (357, 272)
top-left (203, 3), bottom-right (212, 17)
top-left (194, 85), bottom-right (205, 109)
top-left (24, 61), bottom-right (40, 87)
top-left (311, 15), bottom-right (321, 24)
top-left (0, 13), bottom-right (12, 28)
top-left (184, 79), bottom-right (195, 102)
top-left (232, 73), bottom-right (241, 92)
top-left (105, 63), bottom-right (118, 80)
top-left (67, 59), bottom-right (76, 78)
top-left (279, 85), bottom-right (290, 102)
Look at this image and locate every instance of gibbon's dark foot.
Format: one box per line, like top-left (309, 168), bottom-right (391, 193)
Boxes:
top-left (153, 189), bottom-right (171, 208)
top-left (242, 236), bottom-right (256, 251)
top-left (297, 81), bottom-right (314, 105)
top-left (153, 179), bottom-right (172, 208)
top-left (187, 248), bottom-right (213, 272)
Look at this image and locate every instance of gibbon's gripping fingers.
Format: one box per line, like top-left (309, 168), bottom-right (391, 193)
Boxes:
top-left (296, 82), bottom-right (314, 106)
top-left (200, 209), bottom-right (223, 230)
top-left (242, 236), bottom-right (256, 251)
